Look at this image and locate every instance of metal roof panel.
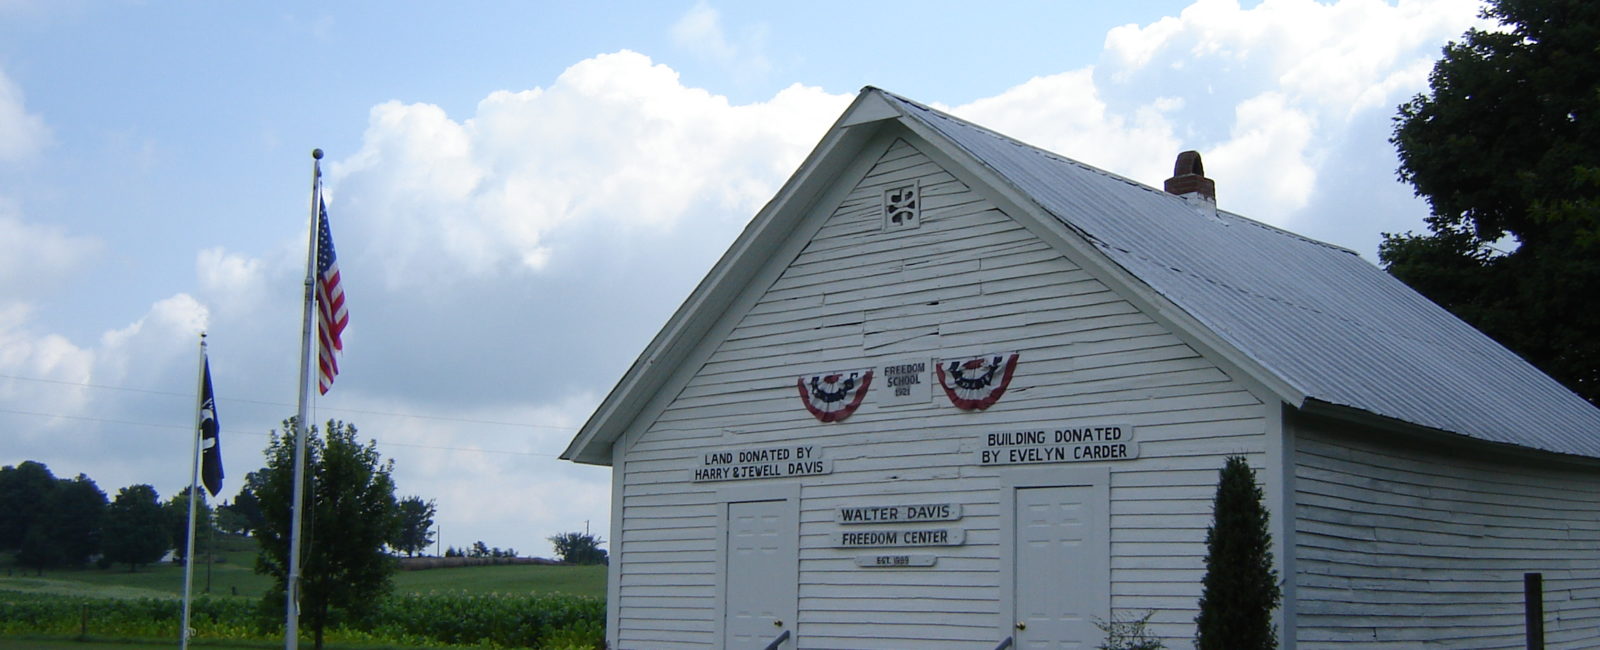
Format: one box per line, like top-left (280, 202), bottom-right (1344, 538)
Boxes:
top-left (883, 90), bottom-right (1600, 458)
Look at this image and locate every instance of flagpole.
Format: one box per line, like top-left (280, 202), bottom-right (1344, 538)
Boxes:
top-left (286, 148), bottom-right (323, 650)
top-left (181, 333), bottom-right (207, 649)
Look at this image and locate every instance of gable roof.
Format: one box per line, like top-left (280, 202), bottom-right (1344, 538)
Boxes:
top-left (562, 87), bottom-right (1600, 465)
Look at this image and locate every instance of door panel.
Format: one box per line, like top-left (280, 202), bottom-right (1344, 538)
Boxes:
top-left (1014, 486), bottom-right (1098, 649)
top-left (724, 499), bottom-right (796, 648)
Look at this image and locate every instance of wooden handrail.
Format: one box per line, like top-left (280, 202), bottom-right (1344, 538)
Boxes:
top-left (762, 629), bottom-right (791, 650)
top-left (993, 635), bottom-right (1014, 650)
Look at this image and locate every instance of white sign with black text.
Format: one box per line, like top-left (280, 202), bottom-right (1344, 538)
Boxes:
top-left (836, 503), bottom-right (961, 524)
top-left (878, 358), bottom-right (931, 407)
top-left (855, 554), bottom-right (938, 568)
top-left (976, 424), bottom-right (1139, 465)
top-left (832, 527), bottom-right (965, 548)
top-left (693, 444), bottom-right (831, 482)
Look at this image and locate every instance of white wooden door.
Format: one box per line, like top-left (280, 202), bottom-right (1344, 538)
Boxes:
top-left (1013, 486), bottom-right (1099, 649)
top-left (724, 499), bottom-right (796, 649)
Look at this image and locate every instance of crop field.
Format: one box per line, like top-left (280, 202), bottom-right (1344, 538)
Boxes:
top-left (0, 546), bottom-right (607, 650)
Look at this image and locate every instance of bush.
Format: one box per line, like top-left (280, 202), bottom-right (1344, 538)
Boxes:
top-left (1194, 456), bottom-right (1280, 649)
top-left (1096, 610), bottom-right (1164, 650)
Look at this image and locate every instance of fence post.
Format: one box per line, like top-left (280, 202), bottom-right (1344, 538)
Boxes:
top-left (1525, 572), bottom-right (1544, 650)
top-left (79, 603), bottom-right (87, 638)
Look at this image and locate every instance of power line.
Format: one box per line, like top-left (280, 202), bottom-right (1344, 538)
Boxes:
top-left (0, 407), bottom-right (564, 459)
top-left (0, 372), bottom-right (579, 431)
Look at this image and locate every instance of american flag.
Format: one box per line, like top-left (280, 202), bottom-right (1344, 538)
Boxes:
top-left (315, 198), bottom-right (348, 394)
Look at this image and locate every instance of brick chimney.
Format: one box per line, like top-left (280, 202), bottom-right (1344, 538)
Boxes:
top-left (1164, 150), bottom-right (1216, 204)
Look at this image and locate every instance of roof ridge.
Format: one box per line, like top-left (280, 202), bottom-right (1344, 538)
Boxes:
top-left (872, 88), bottom-right (1358, 257)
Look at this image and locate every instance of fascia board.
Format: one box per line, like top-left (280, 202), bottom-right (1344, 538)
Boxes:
top-left (889, 112), bottom-right (1309, 412)
top-left (1298, 399), bottom-right (1600, 471)
top-left (561, 92), bottom-right (901, 465)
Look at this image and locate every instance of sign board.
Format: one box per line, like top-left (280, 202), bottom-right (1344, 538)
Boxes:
top-left (832, 527), bottom-right (965, 548)
top-left (976, 425), bottom-right (1139, 466)
top-left (693, 444), bottom-right (830, 482)
top-left (836, 503), bottom-right (961, 524)
top-left (855, 554), bottom-right (937, 568)
top-left (878, 359), bottom-right (931, 406)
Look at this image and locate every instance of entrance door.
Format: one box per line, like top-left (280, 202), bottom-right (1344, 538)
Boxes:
top-left (1013, 486), bottom-right (1103, 649)
top-left (724, 499), bottom-right (796, 649)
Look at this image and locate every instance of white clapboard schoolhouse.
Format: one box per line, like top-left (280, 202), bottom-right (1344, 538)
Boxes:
top-left (561, 88), bottom-right (1600, 649)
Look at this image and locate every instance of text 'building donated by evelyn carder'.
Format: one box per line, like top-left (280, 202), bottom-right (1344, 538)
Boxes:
top-left (561, 87), bottom-right (1600, 649)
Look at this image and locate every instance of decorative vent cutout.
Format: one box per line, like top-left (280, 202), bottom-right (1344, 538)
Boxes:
top-left (882, 181), bottom-right (920, 231)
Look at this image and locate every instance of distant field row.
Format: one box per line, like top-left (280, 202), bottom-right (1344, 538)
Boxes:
top-left (1, 556), bottom-right (606, 601)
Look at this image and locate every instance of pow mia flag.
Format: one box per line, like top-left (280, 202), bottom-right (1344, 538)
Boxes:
top-left (199, 356), bottom-right (223, 497)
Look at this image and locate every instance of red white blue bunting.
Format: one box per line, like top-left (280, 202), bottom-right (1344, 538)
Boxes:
top-left (936, 352), bottom-right (1019, 410)
top-left (796, 369), bottom-right (874, 423)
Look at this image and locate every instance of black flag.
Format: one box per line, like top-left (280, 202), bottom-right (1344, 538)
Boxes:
top-left (199, 357), bottom-right (223, 497)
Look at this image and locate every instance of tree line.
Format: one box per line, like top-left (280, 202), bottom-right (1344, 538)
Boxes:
top-left (0, 461), bottom-right (217, 573)
top-left (0, 423), bottom-right (438, 576)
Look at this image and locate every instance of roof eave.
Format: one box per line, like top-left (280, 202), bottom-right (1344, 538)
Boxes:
top-left (1300, 398), bottom-right (1600, 469)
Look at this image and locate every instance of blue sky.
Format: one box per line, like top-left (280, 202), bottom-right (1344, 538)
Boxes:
top-left (1, 0), bottom-right (1484, 555)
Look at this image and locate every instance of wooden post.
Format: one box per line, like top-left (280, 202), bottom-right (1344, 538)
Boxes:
top-left (1525, 572), bottom-right (1544, 650)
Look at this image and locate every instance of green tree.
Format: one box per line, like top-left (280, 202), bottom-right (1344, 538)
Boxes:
top-left (390, 496), bottom-right (436, 557)
top-left (548, 531), bottom-right (607, 565)
top-left (252, 419), bottom-right (400, 650)
top-left (164, 485), bottom-right (213, 564)
top-left (216, 501), bottom-right (251, 536)
top-left (0, 460), bottom-right (57, 551)
top-left (40, 474), bottom-right (108, 567)
top-left (1386, 0), bottom-right (1600, 404)
top-left (16, 527), bottom-right (56, 574)
top-left (1194, 456), bottom-right (1279, 650)
top-left (220, 485), bottom-right (266, 535)
top-left (101, 484), bottom-right (170, 571)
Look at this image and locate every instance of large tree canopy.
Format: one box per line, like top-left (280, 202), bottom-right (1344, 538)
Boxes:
top-left (0, 461), bottom-right (57, 551)
top-left (1386, 0), bottom-right (1600, 404)
top-left (252, 419), bottom-right (400, 650)
top-left (42, 474), bottom-right (108, 568)
top-left (102, 484), bottom-right (169, 572)
top-left (164, 486), bottom-right (213, 564)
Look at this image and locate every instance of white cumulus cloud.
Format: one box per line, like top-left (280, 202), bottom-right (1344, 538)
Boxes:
top-left (0, 67), bottom-right (49, 163)
top-left (330, 50), bottom-right (848, 292)
top-left (670, 1), bottom-right (772, 79)
top-left (0, 206), bottom-right (102, 298)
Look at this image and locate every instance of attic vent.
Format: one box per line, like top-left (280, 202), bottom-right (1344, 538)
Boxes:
top-left (882, 181), bottom-right (920, 231)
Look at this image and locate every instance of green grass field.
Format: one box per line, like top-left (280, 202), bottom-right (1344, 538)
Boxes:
top-left (0, 536), bottom-right (605, 602)
top-left (0, 561), bottom-right (606, 601)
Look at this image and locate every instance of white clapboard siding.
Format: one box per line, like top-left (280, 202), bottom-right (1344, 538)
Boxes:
top-left (614, 137), bottom-right (1267, 648)
top-left (1292, 413), bottom-right (1600, 648)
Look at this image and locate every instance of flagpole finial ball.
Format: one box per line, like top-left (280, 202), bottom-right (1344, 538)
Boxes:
top-left (312, 148), bottom-right (323, 160)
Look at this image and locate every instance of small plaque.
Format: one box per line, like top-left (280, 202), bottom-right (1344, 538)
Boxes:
top-left (856, 554), bottom-right (937, 568)
top-left (878, 359), bottom-right (931, 407)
